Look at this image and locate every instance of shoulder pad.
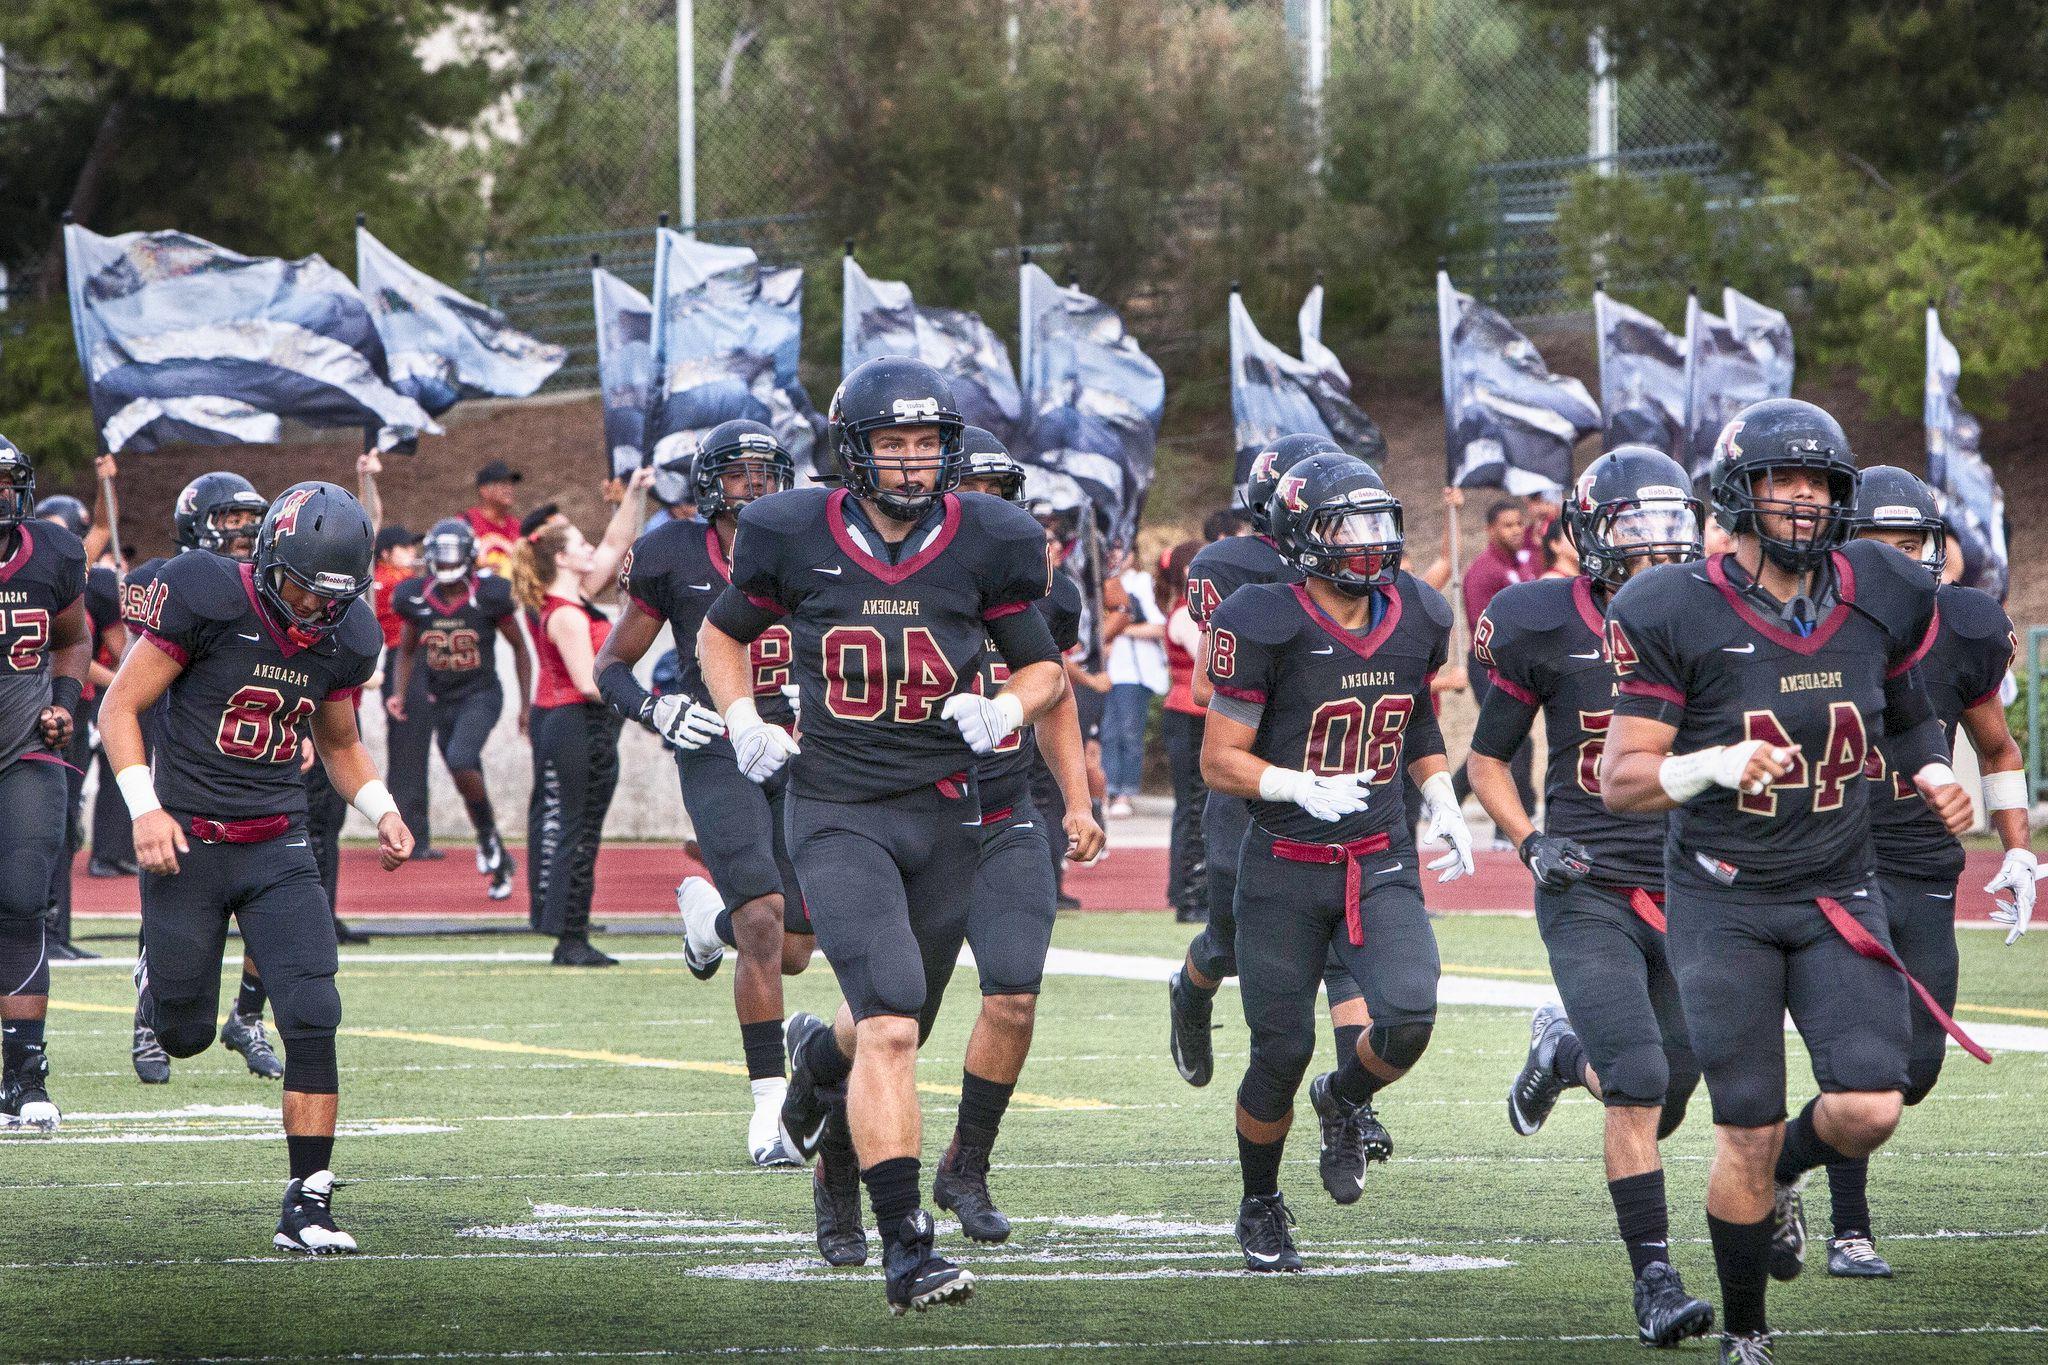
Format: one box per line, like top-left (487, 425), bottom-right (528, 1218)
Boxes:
top-left (392, 577), bottom-right (424, 605)
top-left (1402, 573), bottom-right (1456, 631)
top-left (332, 598), bottom-right (384, 660)
top-left (1841, 538), bottom-right (1935, 615)
top-left (479, 574), bottom-right (516, 610)
top-left (1609, 558), bottom-right (1698, 620)
top-left (154, 549), bottom-right (246, 620)
top-left (628, 519), bottom-right (692, 575)
top-left (33, 520), bottom-right (86, 566)
top-left (1049, 570), bottom-right (1084, 617)
top-left (1212, 581), bottom-right (1303, 647)
top-left (963, 492), bottom-right (1047, 548)
top-left (124, 557), bottom-right (169, 591)
top-left (1937, 582), bottom-right (2013, 642)
top-left (1487, 577), bottom-right (1578, 635)
top-left (737, 485), bottom-right (829, 537)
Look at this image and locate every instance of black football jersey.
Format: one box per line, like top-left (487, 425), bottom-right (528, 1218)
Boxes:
top-left (1474, 575), bottom-right (1667, 885)
top-left (1207, 574), bottom-right (1451, 845)
top-left (1606, 541), bottom-right (1937, 899)
top-left (720, 486), bottom-right (1051, 801)
top-left (1866, 582), bottom-right (2014, 883)
top-left (0, 521), bottom-right (87, 768)
top-left (391, 573), bottom-right (517, 698)
top-left (120, 555), bottom-right (174, 633)
top-left (1185, 533), bottom-right (1298, 632)
top-left (134, 551), bottom-right (380, 820)
top-left (973, 569), bottom-right (1083, 793)
top-left (86, 564), bottom-right (121, 649)
top-left (622, 517), bottom-right (794, 728)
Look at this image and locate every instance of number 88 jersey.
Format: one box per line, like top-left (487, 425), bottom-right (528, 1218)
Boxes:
top-left (1207, 575), bottom-right (1450, 846)
top-left (137, 550), bottom-right (379, 820)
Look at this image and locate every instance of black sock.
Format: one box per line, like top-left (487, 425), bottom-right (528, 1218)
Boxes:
top-left (1774, 1096), bottom-right (1851, 1184)
top-left (236, 970), bottom-right (266, 1020)
top-left (1827, 1156), bottom-right (1871, 1239)
top-left (286, 1133), bottom-right (336, 1181)
top-left (1, 1018), bottom-right (46, 1077)
top-left (861, 1156), bottom-right (921, 1244)
top-left (740, 1020), bottom-right (784, 1082)
top-left (1608, 1170), bottom-right (1671, 1277)
top-left (955, 1070), bottom-right (1015, 1151)
top-left (1707, 1212), bottom-right (1772, 1336)
top-left (1238, 1129), bottom-right (1285, 1198)
top-left (465, 799), bottom-right (497, 844)
top-left (1179, 961), bottom-right (1217, 1001)
top-left (803, 1025), bottom-right (853, 1088)
top-left (714, 908), bottom-right (737, 951)
top-left (1333, 1045), bottom-right (1386, 1107)
top-left (1333, 1022), bottom-right (1364, 1070)
top-left (1553, 1031), bottom-right (1589, 1090)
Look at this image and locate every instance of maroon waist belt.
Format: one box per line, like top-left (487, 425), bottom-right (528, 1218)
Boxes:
top-left (1268, 830), bottom-right (1394, 947)
top-left (1627, 887), bottom-right (1668, 934)
top-left (1815, 895), bottom-right (1991, 1064)
top-left (186, 813), bottom-right (292, 845)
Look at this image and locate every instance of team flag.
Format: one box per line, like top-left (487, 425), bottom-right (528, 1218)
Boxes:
top-left (62, 223), bottom-right (436, 453)
top-left (1228, 286), bottom-right (1384, 492)
top-left (592, 265), bottom-right (656, 482)
top-left (1680, 288), bottom-right (1793, 478)
top-left (1296, 282), bottom-right (1388, 468)
top-left (841, 253), bottom-right (1023, 448)
top-left (1724, 286), bottom-right (1794, 397)
top-left (1593, 287), bottom-right (1686, 455)
top-left (1436, 270), bottom-right (1599, 493)
top-left (1926, 306), bottom-right (2008, 598)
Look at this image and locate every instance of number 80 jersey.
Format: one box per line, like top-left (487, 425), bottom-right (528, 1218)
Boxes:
top-left (135, 551), bottom-right (380, 820)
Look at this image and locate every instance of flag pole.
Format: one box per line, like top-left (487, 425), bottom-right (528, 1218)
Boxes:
top-left (1680, 287), bottom-right (1700, 474)
top-left (1435, 261), bottom-right (1465, 668)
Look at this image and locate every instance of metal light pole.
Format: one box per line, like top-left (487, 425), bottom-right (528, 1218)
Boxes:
top-left (1588, 30), bottom-right (1618, 176)
top-left (677, 0), bottom-right (696, 235)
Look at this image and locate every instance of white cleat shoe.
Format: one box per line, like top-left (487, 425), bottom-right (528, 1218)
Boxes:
top-left (676, 876), bottom-right (727, 981)
top-left (750, 1076), bottom-right (799, 1166)
top-left (274, 1170), bottom-right (359, 1255)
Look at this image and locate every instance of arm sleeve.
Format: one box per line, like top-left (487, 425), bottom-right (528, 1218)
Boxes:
top-left (989, 605), bottom-right (1060, 669)
top-left (710, 512), bottom-right (793, 643)
top-left (483, 575), bottom-right (518, 623)
top-left (53, 546), bottom-right (87, 614)
top-left (1047, 589), bottom-right (1084, 655)
top-left (1606, 581), bottom-right (1687, 726)
top-left (979, 529), bottom-right (1053, 617)
top-left (1881, 665), bottom-right (1949, 774)
top-left (619, 536), bottom-right (669, 624)
top-left (705, 585), bottom-right (781, 645)
top-left (86, 568), bottom-right (122, 635)
top-left (599, 661), bottom-right (652, 723)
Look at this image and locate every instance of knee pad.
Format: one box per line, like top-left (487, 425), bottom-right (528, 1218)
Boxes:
top-left (0, 917), bottom-right (48, 996)
top-left (272, 976), bottom-right (343, 1039)
top-left (1902, 1054), bottom-right (1946, 1108)
top-left (1825, 1031), bottom-right (1908, 1097)
top-left (1369, 1021), bottom-right (1433, 1071)
top-left (1658, 1051), bottom-right (1702, 1141)
top-left (153, 998), bottom-right (219, 1058)
top-left (282, 1032), bottom-right (339, 1094)
top-left (1600, 1042), bottom-right (1672, 1109)
top-left (1238, 1036), bottom-right (1314, 1123)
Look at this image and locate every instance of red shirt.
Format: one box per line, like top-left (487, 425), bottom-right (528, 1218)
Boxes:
top-left (1163, 603), bottom-right (1204, 717)
top-left (1462, 541), bottom-right (1529, 641)
top-left (464, 506), bottom-right (521, 577)
top-left (372, 564), bottom-right (413, 650)
top-left (532, 595), bottom-right (610, 708)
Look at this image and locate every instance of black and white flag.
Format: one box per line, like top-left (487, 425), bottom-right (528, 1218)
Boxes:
top-left (1926, 306), bottom-right (2008, 598)
top-left (592, 265), bottom-right (655, 481)
top-left (1436, 270), bottom-right (1599, 493)
top-left (1594, 288), bottom-right (1686, 455)
top-left (842, 254), bottom-right (1023, 448)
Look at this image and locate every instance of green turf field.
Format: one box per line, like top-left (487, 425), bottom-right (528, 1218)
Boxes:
top-left (5, 913), bottom-right (2045, 1362)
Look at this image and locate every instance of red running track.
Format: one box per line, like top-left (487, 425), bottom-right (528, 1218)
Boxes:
top-left (70, 846), bottom-right (2015, 922)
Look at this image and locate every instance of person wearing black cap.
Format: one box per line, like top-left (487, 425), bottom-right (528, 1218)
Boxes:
top-left (465, 461), bottom-right (524, 577)
top-left (372, 525), bottom-right (436, 862)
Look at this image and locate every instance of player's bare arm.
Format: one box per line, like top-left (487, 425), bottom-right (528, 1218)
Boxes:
top-left (386, 618), bottom-right (421, 722)
top-left (311, 697), bottom-right (413, 870)
top-left (1599, 714), bottom-right (1795, 815)
top-left (99, 635), bottom-right (189, 876)
top-left (498, 611), bottom-right (534, 734)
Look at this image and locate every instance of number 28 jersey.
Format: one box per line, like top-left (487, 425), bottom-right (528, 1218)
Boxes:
top-left (135, 551), bottom-right (380, 820)
top-left (390, 573), bottom-right (516, 699)
top-left (1605, 541), bottom-right (1937, 899)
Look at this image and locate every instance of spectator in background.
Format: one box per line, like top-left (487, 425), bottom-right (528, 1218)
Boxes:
top-left (373, 525), bottom-right (437, 861)
top-left (1202, 507), bottom-right (1253, 542)
top-left (1101, 542), bottom-right (1167, 817)
top-left (1540, 512), bottom-right (1579, 578)
top-left (464, 460), bottom-right (524, 575)
top-left (1159, 540), bottom-right (1207, 922)
top-left (1517, 487), bottom-right (1561, 574)
top-left (1455, 497), bottom-right (1536, 836)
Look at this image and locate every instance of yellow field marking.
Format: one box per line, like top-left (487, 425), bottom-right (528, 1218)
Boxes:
top-left (47, 1000), bottom-right (132, 1015)
top-left (1442, 962), bottom-right (1552, 979)
top-left (1953, 1002), bottom-right (2048, 1022)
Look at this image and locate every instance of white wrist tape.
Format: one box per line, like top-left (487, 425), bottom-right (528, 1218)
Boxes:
top-left (1915, 762), bottom-right (1958, 792)
top-left (1420, 770), bottom-right (1457, 810)
top-left (1657, 743), bottom-right (1769, 803)
top-left (1984, 768), bottom-right (2029, 811)
top-left (116, 764), bottom-right (162, 819)
top-left (352, 779), bottom-right (400, 825)
top-left (724, 697), bottom-right (763, 733)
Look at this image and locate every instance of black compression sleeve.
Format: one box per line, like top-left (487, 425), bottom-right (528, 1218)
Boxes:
top-left (988, 605), bottom-right (1060, 669)
top-left (50, 674), bottom-right (83, 721)
top-left (705, 585), bottom-right (781, 645)
top-left (1882, 667), bottom-right (1948, 776)
top-left (598, 661), bottom-right (651, 726)
top-left (1469, 687), bottom-right (1541, 763)
top-left (1403, 695), bottom-right (1446, 761)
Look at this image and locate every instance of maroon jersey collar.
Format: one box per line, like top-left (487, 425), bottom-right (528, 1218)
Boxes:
top-left (1570, 574), bottom-right (1607, 640)
top-left (238, 561), bottom-right (307, 658)
top-left (1704, 551), bottom-right (1854, 655)
top-left (0, 524), bottom-right (33, 584)
top-left (1290, 581), bottom-right (1403, 660)
top-left (826, 487), bottom-right (961, 586)
top-left (425, 577), bottom-right (475, 614)
top-left (705, 522), bottom-right (732, 584)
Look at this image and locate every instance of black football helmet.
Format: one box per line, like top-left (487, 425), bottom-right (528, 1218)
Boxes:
top-left (175, 471), bottom-right (269, 561)
top-left (36, 494), bottom-right (89, 538)
top-left (1022, 466), bottom-right (1088, 556)
top-left (1849, 464), bottom-right (1946, 579)
top-left (829, 356), bottom-right (964, 520)
top-left (957, 427), bottom-right (1027, 504)
top-left (1565, 446), bottom-right (1703, 588)
top-left (423, 518), bottom-right (478, 585)
top-left (254, 481), bottom-right (374, 644)
top-left (1242, 433), bottom-right (1344, 535)
top-left (1271, 453), bottom-right (1404, 595)
top-left (0, 435), bottom-right (36, 528)
top-left (1707, 398), bottom-right (1859, 572)
top-left (694, 419), bottom-right (795, 519)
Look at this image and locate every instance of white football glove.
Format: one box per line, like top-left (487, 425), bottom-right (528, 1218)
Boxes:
top-left (645, 694), bottom-right (726, 752)
top-left (780, 682), bottom-right (802, 724)
top-left (942, 691), bottom-right (1024, 756)
top-left (1985, 847), bottom-right (2038, 946)
top-left (724, 698), bottom-right (800, 783)
top-left (1258, 767), bottom-right (1371, 823)
top-left (1419, 770), bottom-right (1475, 882)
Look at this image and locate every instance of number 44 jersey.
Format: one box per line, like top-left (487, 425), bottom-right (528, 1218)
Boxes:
top-left (133, 550), bottom-right (380, 820)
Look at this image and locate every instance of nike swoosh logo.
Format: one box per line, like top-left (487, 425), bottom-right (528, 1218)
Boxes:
top-left (1929, 892), bottom-right (1953, 900)
top-left (1015, 822), bottom-right (1034, 830)
top-left (688, 582), bottom-right (713, 591)
top-left (238, 632), bottom-right (262, 642)
top-left (1851, 889), bottom-right (1868, 897)
top-left (285, 839), bottom-right (307, 848)
top-left (1311, 645), bottom-right (1335, 655)
top-left (1246, 1251), bottom-right (1283, 1264)
top-left (813, 565), bottom-right (843, 576)
top-left (1375, 862), bottom-right (1402, 875)
top-left (1568, 651), bottom-right (1603, 660)
top-left (1722, 643), bottom-right (1757, 654)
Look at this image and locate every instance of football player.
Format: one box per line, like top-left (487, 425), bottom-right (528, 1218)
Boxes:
top-left (0, 437), bottom-right (93, 1130)
top-left (121, 472), bottom-right (284, 1084)
top-left (389, 519), bottom-right (532, 901)
top-left (1470, 447), bottom-right (1714, 1345)
top-left (1600, 400), bottom-right (1978, 1363)
top-left (1168, 434), bottom-right (1388, 1200)
top-left (932, 430), bottom-right (1106, 1245)
top-left (1201, 453), bottom-right (1471, 1272)
top-left (1801, 466), bottom-right (2032, 1277)
top-left (700, 357), bottom-right (1065, 1313)
top-left (100, 481), bottom-right (411, 1252)
top-left (596, 419), bottom-right (814, 1169)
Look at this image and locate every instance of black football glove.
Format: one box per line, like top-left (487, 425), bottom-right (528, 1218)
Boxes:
top-left (1518, 832), bottom-right (1592, 890)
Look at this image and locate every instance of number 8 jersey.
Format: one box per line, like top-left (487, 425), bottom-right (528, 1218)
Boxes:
top-left (136, 551), bottom-right (380, 819)
top-left (1605, 540), bottom-right (1938, 899)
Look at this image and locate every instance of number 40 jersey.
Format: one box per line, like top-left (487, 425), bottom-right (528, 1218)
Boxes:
top-left (133, 550), bottom-right (380, 820)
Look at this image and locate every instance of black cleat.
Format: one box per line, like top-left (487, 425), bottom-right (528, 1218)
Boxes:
top-left (0, 1049), bottom-right (60, 1130)
top-left (1826, 1233), bottom-right (1893, 1278)
top-left (274, 1170), bottom-right (357, 1254)
top-left (1634, 1261), bottom-right (1715, 1347)
top-left (778, 1013), bottom-right (834, 1161)
top-left (132, 1004), bottom-right (171, 1085)
top-left (812, 1116), bottom-right (869, 1266)
top-left (1768, 1179), bottom-right (1806, 1281)
top-left (1167, 968), bottom-right (1215, 1088)
top-left (1308, 1072), bottom-right (1366, 1205)
top-left (334, 918), bottom-right (371, 945)
top-left (1356, 1100), bottom-right (1393, 1163)
top-left (1235, 1192), bottom-right (1304, 1272)
top-left (884, 1209), bottom-right (973, 1314)
top-left (88, 855), bottom-right (137, 878)
top-left (220, 1012), bottom-right (285, 1079)
top-left (1718, 1331), bottom-right (1774, 1364)
top-left (551, 935), bottom-right (617, 967)
top-left (1508, 1003), bottom-right (1574, 1136)
top-left (933, 1142), bottom-right (1010, 1243)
